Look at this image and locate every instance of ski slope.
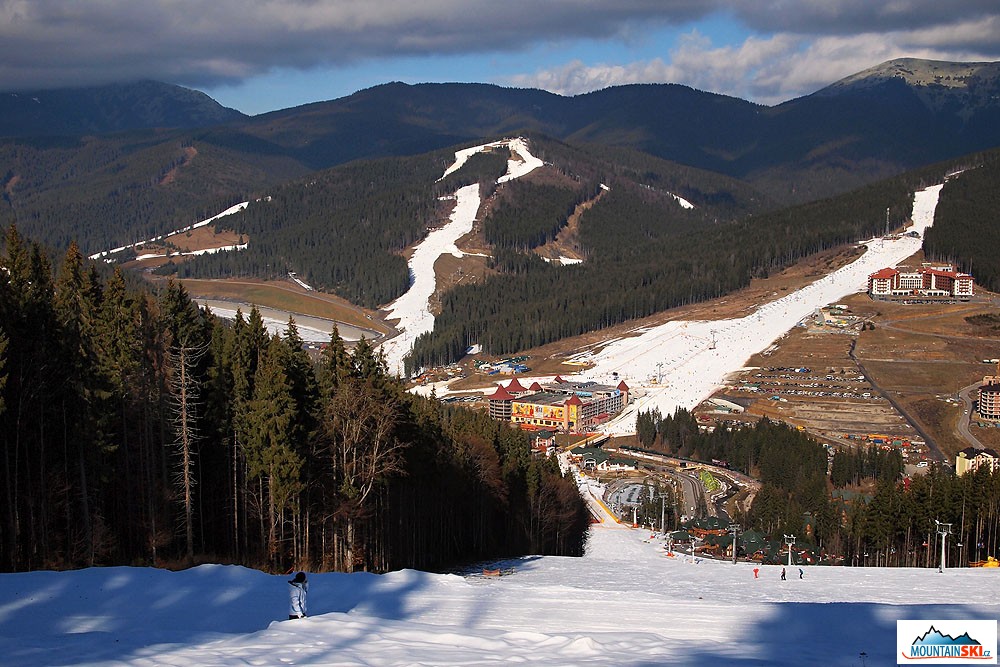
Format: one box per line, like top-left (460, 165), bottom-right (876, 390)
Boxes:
top-left (2, 513), bottom-right (996, 666)
top-left (380, 138), bottom-right (544, 375)
top-left (583, 184), bottom-right (945, 435)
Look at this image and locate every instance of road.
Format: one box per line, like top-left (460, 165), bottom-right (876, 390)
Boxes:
top-left (849, 339), bottom-right (947, 464)
top-left (957, 383), bottom-right (986, 450)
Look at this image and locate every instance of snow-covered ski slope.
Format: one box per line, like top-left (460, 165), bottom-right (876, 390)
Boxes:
top-left (586, 183), bottom-right (944, 435)
top-left (89, 201), bottom-right (249, 261)
top-left (380, 138), bottom-right (544, 375)
top-left (2, 516), bottom-right (996, 666)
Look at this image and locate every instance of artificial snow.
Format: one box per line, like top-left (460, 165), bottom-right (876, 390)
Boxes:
top-left (89, 202), bottom-right (249, 261)
top-left (380, 138), bottom-right (546, 376)
top-left (593, 184), bottom-right (943, 434)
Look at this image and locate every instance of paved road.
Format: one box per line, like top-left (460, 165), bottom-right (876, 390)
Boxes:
top-left (957, 383), bottom-right (986, 450)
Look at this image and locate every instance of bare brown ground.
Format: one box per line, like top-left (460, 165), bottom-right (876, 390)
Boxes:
top-left (158, 146), bottom-right (198, 186)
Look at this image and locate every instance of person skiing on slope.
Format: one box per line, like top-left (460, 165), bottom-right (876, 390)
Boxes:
top-left (288, 571), bottom-right (308, 619)
top-left (798, 568), bottom-right (804, 579)
top-left (753, 567), bottom-right (759, 579)
top-left (780, 567), bottom-right (786, 580)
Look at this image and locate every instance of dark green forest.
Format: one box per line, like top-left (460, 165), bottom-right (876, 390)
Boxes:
top-left (637, 408), bottom-right (1000, 567)
top-left (0, 226), bottom-right (589, 573)
top-left (407, 161), bottom-right (920, 372)
top-left (922, 148), bottom-right (1000, 292)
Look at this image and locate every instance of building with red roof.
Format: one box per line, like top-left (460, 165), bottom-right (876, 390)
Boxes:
top-left (868, 264), bottom-right (974, 300)
top-left (487, 378), bottom-right (630, 432)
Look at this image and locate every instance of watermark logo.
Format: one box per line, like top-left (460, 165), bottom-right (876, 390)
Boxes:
top-left (898, 620), bottom-right (997, 664)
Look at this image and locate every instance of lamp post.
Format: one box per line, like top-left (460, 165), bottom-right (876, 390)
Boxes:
top-left (935, 520), bottom-right (951, 573)
top-left (784, 534), bottom-right (796, 567)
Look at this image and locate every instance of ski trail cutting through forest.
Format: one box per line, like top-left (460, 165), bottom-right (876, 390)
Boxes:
top-left (595, 183), bottom-right (944, 434)
top-left (380, 138), bottom-right (543, 376)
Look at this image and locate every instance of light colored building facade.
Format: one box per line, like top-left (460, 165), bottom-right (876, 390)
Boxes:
top-left (979, 365), bottom-right (1000, 421)
top-left (868, 264), bottom-right (974, 300)
top-left (486, 377), bottom-right (630, 431)
top-left (956, 447), bottom-right (1000, 476)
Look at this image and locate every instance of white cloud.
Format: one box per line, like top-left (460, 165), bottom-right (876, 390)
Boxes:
top-left (509, 21), bottom-right (1000, 105)
top-left (0, 0), bottom-right (997, 95)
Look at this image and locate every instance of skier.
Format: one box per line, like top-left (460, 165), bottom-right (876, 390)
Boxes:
top-left (780, 567), bottom-right (786, 580)
top-left (288, 571), bottom-right (308, 619)
top-left (798, 568), bottom-right (804, 579)
top-left (753, 567), bottom-right (759, 579)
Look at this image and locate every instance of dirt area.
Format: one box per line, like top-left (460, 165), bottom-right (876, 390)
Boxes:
top-left (710, 285), bottom-right (1000, 463)
top-left (721, 305), bottom-right (922, 448)
top-left (416, 242), bottom-right (872, 395)
top-left (164, 277), bottom-right (390, 334)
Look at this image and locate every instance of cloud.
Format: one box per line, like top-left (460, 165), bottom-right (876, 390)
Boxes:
top-left (0, 0), bottom-right (997, 96)
top-left (0, 0), bottom-right (714, 91)
top-left (509, 12), bottom-right (1000, 104)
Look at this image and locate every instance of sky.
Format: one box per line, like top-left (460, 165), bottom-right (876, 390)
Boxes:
top-left (2, 499), bottom-right (998, 666)
top-left (2, 1), bottom-right (999, 115)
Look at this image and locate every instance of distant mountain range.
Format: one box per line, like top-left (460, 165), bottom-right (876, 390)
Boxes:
top-left (1, 58), bottom-right (999, 264)
top-left (0, 80), bottom-right (246, 137)
top-left (3, 58), bottom-right (999, 204)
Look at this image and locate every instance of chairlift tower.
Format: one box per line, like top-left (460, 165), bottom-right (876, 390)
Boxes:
top-left (784, 533), bottom-right (796, 567)
top-left (935, 519), bottom-right (952, 573)
top-left (728, 524), bottom-right (740, 565)
top-left (709, 330), bottom-right (717, 350)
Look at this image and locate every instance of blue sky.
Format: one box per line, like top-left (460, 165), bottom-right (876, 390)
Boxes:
top-left (204, 12), bottom-right (754, 114)
top-left (2, 2), bottom-right (998, 115)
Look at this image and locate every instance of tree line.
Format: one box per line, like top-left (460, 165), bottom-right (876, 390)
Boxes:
top-left (922, 147), bottom-right (1000, 293)
top-left (0, 225), bottom-right (589, 573)
top-left (638, 408), bottom-right (1000, 566)
top-left (407, 164), bottom-right (920, 371)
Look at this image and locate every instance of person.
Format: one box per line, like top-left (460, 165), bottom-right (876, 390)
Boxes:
top-left (288, 571), bottom-right (308, 619)
top-left (780, 567), bottom-right (786, 580)
top-left (799, 568), bottom-right (804, 579)
top-left (753, 567), bottom-right (759, 579)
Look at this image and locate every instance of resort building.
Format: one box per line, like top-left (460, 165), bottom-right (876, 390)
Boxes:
top-left (868, 264), bottom-right (974, 300)
top-left (955, 447), bottom-right (1000, 476)
top-left (485, 377), bottom-right (630, 431)
top-left (979, 363), bottom-right (1000, 421)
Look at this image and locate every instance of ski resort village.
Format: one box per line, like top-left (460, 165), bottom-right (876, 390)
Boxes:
top-left (3, 23), bottom-right (1000, 663)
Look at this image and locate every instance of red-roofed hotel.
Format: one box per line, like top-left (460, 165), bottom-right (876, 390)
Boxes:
top-left (486, 378), bottom-right (630, 431)
top-left (868, 264), bottom-right (974, 300)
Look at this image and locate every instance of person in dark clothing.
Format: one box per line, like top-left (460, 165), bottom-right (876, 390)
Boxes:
top-left (780, 567), bottom-right (786, 580)
top-left (799, 568), bottom-right (804, 579)
top-left (288, 571), bottom-right (308, 619)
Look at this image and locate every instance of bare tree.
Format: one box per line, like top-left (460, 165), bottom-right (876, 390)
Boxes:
top-left (324, 381), bottom-right (407, 571)
top-left (167, 342), bottom-right (207, 564)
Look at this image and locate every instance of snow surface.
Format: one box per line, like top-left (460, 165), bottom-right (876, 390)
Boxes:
top-left (2, 504), bottom-right (996, 667)
top-left (89, 202), bottom-right (250, 261)
top-left (380, 138), bottom-right (545, 376)
top-left (593, 184), bottom-right (942, 434)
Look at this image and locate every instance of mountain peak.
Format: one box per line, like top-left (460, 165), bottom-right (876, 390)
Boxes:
top-left (828, 58), bottom-right (1000, 90)
top-left (0, 80), bottom-right (247, 138)
top-left (813, 58), bottom-right (1000, 118)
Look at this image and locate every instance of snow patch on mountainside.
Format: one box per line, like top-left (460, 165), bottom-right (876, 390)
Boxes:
top-left (89, 201), bottom-right (249, 261)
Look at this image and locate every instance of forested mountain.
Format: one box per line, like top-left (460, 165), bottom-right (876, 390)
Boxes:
top-left (3, 58), bottom-right (1000, 259)
top-left (167, 136), bottom-right (767, 318)
top-left (0, 228), bottom-right (589, 573)
top-left (922, 147), bottom-right (1000, 292)
top-left (0, 80), bottom-right (246, 137)
top-left (406, 151), bottom-right (936, 370)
